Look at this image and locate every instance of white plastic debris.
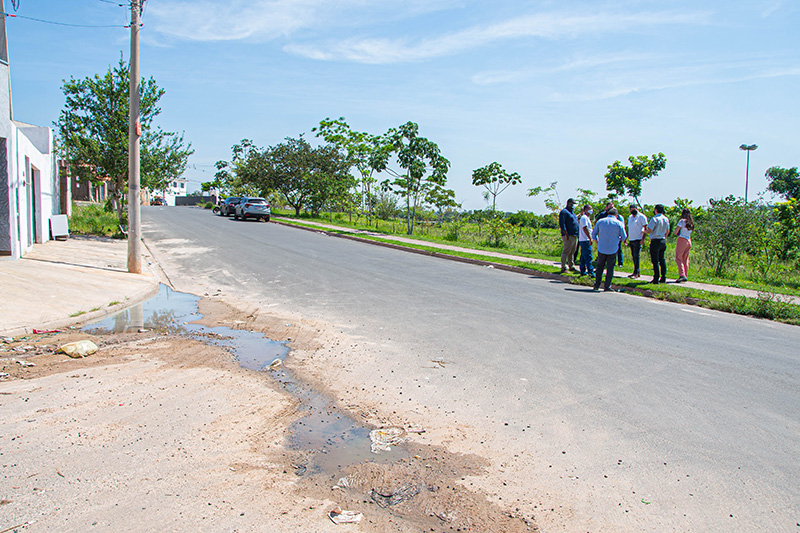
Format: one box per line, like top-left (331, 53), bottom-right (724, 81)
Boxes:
top-left (57, 340), bottom-right (98, 358)
top-left (369, 427), bottom-right (407, 453)
top-left (268, 358), bottom-right (282, 370)
top-left (16, 360), bottom-right (36, 367)
top-left (329, 507), bottom-right (363, 524)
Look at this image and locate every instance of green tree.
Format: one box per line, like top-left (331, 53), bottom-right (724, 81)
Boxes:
top-left (312, 117), bottom-right (392, 220)
top-left (425, 185), bottom-right (460, 223)
top-left (693, 196), bottom-right (757, 276)
top-left (773, 198), bottom-right (800, 263)
top-left (210, 139), bottom-right (266, 197)
top-left (765, 166), bottom-right (800, 200)
top-left (254, 137), bottom-right (353, 216)
top-left (383, 122), bottom-right (450, 235)
top-left (471, 162), bottom-right (522, 211)
top-left (56, 57), bottom-right (193, 222)
top-left (604, 153), bottom-right (666, 208)
top-left (527, 181), bottom-right (561, 214)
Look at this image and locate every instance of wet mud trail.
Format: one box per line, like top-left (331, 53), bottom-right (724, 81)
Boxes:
top-left (83, 284), bottom-right (538, 531)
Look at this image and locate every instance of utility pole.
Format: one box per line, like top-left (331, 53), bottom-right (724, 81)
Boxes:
top-left (127, 0), bottom-right (142, 273)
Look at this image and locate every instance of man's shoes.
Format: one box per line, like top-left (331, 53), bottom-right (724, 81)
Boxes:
top-left (592, 286), bottom-right (600, 291)
top-left (569, 267), bottom-right (579, 273)
top-left (560, 268), bottom-right (567, 273)
top-left (651, 278), bottom-right (659, 284)
top-left (660, 278), bottom-right (667, 284)
top-left (627, 273), bottom-right (636, 278)
top-left (604, 288), bottom-right (616, 292)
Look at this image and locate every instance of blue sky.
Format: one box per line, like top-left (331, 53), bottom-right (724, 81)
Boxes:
top-left (5, 0), bottom-right (798, 213)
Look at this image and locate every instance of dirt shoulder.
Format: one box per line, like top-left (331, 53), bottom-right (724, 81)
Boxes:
top-left (1, 298), bottom-right (539, 532)
top-left (0, 324), bottom-right (343, 532)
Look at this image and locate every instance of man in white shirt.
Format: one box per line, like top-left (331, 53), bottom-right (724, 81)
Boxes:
top-left (578, 205), bottom-right (594, 276)
top-left (626, 205), bottom-right (648, 278)
top-left (643, 204), bottom-right (671, 284)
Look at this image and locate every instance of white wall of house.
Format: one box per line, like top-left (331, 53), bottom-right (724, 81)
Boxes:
top-left (11, 122), bottom-right (56, 255)
top-left (0, 4), bottom-right (58, 259)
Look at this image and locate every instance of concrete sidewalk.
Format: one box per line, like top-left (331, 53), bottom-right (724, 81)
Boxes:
top-left (275, 217), bottom-right (800, 305)
top-left (0, 236), bottom-right (159, 337)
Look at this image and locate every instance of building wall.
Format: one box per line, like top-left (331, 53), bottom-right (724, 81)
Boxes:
top-left (12, 123), bottom-right (55, 252)
top-left (0, 14), bottom-right (59, 259)
top-left (0, 59), bottom-right (12, 255)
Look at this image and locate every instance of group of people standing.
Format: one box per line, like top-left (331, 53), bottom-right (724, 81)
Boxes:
top-left (559, 199), bottom-right (695, 292)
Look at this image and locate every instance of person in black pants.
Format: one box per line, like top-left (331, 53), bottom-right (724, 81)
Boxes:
top-left (643, 204), bottom-right (670, 284)
top-left (626, 205), bottom-right (648, 278)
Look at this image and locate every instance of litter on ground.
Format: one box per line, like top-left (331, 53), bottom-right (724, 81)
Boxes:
top-left (328, 507), bottom-right (363, 524)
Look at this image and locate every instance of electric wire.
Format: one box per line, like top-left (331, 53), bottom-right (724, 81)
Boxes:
top-left (3, 13), bottom-right (124, 28)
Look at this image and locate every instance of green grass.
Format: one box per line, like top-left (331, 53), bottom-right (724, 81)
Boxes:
top-left (275, 215), bottom-right (800, 326)
top-left (69, 310), bottom-right (87, 318)
top-left (69, 203), bottom-right (126, 238)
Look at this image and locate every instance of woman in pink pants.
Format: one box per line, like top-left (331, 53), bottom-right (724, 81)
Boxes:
top-left (673, 208), bottom-right (694, 282)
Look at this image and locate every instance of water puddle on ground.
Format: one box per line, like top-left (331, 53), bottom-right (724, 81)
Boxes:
top-left (84, 284), bottom-right (406, 475)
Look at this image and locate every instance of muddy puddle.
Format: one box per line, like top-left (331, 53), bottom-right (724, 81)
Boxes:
top-left (84, 285), bottom-right (536, 531)
top-left (85, 284), bottom-right (406, 475)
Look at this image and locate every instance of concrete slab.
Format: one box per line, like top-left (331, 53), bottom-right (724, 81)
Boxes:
top-left (0, 236), bottom-right (159, 337)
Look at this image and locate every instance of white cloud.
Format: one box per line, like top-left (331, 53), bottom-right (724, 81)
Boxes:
top-left (285, 10), bottom-right (712, 64)
top-left (472, 52), bottom-right (652, 86)
top-left (146, 0), bottom-right (462, 42)
top-left (147, 0), bottom-right (322, 41)
top-left (549, 60), bottom-right (800, 102)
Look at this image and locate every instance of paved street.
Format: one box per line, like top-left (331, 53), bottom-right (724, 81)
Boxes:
top-left (142, 206), bottom-right (799, 532)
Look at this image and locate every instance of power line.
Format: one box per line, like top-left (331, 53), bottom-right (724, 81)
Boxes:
top-left (3, 13), bottom-right (125, 28)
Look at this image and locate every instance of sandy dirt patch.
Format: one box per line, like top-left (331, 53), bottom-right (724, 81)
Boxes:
top-left (1, 299), bottom-right (538, 532)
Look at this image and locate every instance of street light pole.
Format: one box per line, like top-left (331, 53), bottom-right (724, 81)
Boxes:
top-left (127, 0), bottom-right (142, 273)
top-left (739, 144), bottom-right (758, 203)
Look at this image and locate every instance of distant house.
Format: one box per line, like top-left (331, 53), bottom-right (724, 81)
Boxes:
top-left (0, 10), bottom-right (61, 259)
top-left (151, 176), bottom-right (187, 206)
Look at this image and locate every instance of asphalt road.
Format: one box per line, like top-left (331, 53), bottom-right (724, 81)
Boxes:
top-left (142, 206), bottom-right (799, 531)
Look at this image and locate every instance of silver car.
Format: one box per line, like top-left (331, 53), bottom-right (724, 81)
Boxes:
top-left (234, 197), bottom-right (271, 222)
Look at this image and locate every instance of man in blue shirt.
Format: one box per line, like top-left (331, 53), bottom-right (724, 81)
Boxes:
top-left (590, 207), bottom-right (627, 291)
top-left (558, 198), bottom-right (579, 273)
top-left (643, 204), bottom-right (670, 284)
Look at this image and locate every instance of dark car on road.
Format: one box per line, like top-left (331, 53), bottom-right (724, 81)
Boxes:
top-left (219, 196), bottom-right (242, 217)
top-left (234, 197), bottom-right (271, 222)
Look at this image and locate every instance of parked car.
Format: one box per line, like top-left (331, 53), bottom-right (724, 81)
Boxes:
top-left (234, 197), bottom-right (271, 222)
top-left (150, 196), bottom-right (165, 206)
top-left (219, 196), bottom-right (242, 216)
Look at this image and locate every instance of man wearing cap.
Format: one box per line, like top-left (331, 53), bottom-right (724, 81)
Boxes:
top-left (558, 198), bottom-right (579, 273)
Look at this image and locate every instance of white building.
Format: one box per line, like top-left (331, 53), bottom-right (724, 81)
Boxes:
top-left (151, 176), bottom-right (187, 206)
top-left (0, 9), bottom-right (59, 259)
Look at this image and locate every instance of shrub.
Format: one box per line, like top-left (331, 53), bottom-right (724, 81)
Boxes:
top-left (69, 203), bottom-right (126, 238)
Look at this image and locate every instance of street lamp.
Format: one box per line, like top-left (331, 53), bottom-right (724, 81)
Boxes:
top-left (739, 144), bottom-right (758, 202)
